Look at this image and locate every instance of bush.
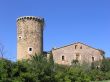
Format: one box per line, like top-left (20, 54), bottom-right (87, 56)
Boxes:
top-left (0, 56), bottom-right (110, 82)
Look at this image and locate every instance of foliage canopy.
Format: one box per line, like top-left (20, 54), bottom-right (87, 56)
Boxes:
top-left (0, 54), bottom-right (110, 82)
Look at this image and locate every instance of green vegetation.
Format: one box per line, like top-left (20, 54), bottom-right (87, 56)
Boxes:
top-left (92, 80), bottom-right (110, 82)
top-left (0, 54), bottom-right (110, 82)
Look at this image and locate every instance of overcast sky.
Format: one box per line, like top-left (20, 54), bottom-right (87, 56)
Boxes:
top-left (0, 0), bottom-right (110, 61)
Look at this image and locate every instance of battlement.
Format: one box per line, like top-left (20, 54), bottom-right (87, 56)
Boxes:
top-left (17, 16), bottom-right (44, 22)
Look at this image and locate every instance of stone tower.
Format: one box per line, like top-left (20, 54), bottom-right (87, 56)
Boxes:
top-left (17, 16), bottom-right (44, 60)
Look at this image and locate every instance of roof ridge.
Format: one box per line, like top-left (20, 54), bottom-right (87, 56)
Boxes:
top-left (52, 42), bottom-right (101, 51)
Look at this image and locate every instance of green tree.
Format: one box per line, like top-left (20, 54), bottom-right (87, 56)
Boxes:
top-left (100, 58), bottom-right (110, 72)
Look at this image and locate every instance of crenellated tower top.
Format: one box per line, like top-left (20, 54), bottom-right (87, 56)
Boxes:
top-left (17, 16), bottom-right (44, 23)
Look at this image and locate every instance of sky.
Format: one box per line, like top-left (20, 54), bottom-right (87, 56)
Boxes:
top-left (0, 0), bottom-right (110, 61)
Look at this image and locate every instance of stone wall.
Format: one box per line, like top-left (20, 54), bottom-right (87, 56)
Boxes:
top-left (52, 43), bottom-right (103, 65)
top-left (17, 16), bottom-right (44, 60)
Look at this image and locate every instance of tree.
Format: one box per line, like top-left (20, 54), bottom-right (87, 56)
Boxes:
top-left (0, 43), bottom-right (5, 59)
top-left (100, 58), bottom-right (110, 72)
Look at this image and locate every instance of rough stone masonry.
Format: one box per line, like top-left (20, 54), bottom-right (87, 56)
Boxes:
top-left (17, 16), bottom-right (104, 65)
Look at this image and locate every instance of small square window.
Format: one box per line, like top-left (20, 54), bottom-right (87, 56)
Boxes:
top-left (29, 48), bottom-right (32, 51)
top-left (28, 47), bottom-right (33, 54)
top-left (19, 37), bottom-right (21, 39)
top-left (18, 36), bottom-right (22, 39)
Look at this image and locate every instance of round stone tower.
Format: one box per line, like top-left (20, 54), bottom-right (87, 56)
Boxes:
top-left (17, 16), bottom-right (44, 60)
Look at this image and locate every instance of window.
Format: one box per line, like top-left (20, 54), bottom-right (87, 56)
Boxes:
top-left (29, 48), bottom-right (32, 51)
top-left (18, 36), bottom-right (22, 39)
top-left (62, 56), bottom-right (65, 61)
top-left (92, 57), bottom-right (94, 62)
top-left (76, 53), bottom-right (80, 60)
top-left (75, 45), bottom-right (77, 49)
top-left (80, 46), bottom-right (82, 49)
top-left (19, 36), bottom-right (21, 39)
top-left (28, 47), bottom-right (33, 54)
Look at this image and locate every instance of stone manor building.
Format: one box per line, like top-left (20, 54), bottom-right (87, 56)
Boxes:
top-left (17, 16), bottom-right (104, 65)
top-left (52, 42), bottom-right (104, 65)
